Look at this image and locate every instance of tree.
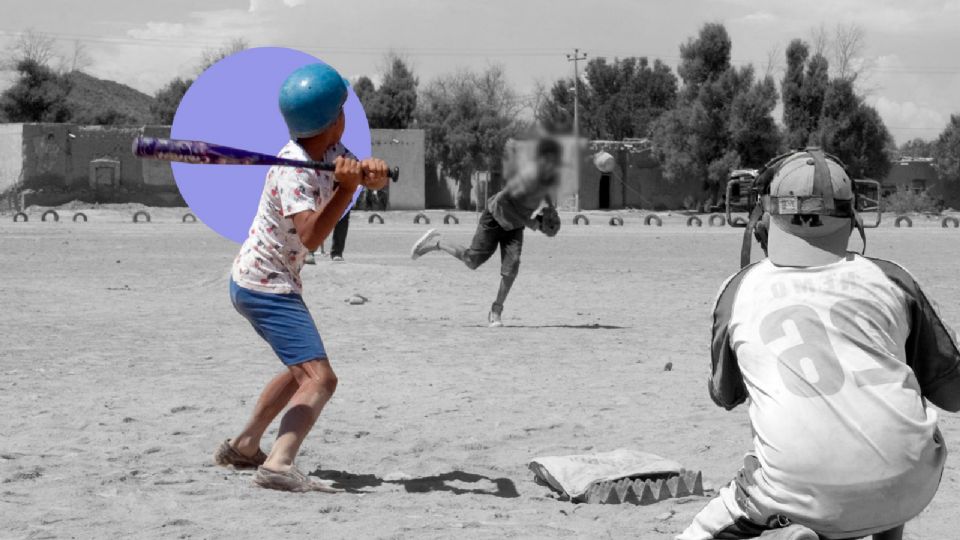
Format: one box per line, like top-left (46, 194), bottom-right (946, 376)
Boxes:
top-left (0, 59), bottom-right (72, 122)
top-left (197, 38), bottom-right (248, 74)
top-left (781, 39), bottom-right (809, 148)
top-left (677, 22), bottom-right (731, 100)
top-left (833, 23), bottom-right (867, 82)
top-left (63, 40), bottom-right (93, 73)
top-left (933, 115), bottom-right (960, 182)
top-left (583, 56), bottom-right (677, 139)
top-left (418, 66), bottom-right (524, 209)
top-left (4, 29), bottom-right (58, 69)
top-left (535, 56), bottom-right (676, 140)
top-left (151, 77), bottom-right (192, 125)
top-left (353, 76), bottom-right (376, 107)
top-left (729, 74), bottom-right (781, 167)
top-left (899, 138), bottom-right (935, 159)
top-left (652, 23), bottom-right (782, 207)
top-left (365, 55), bottom-right (418, 129)
top-left (781, 40), bottom-right (829, 148)
top-left (534, 76), bottom-right (597, 136)
top-left (814, 79), bottom-right (891, 178)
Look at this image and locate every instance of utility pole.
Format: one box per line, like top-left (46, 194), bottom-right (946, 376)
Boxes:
top-left (566, 48), bottom-right (587, 211)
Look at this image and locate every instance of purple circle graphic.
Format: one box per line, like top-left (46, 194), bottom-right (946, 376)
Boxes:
top-left (171, 47), bottom-right (371, 244)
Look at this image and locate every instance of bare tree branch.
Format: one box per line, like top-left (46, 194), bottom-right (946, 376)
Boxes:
top-left (809, 23), bottom-right (830, 58)
top-left (764, 44), bottom-right (782, 78)
top-left (196, 38), bottom-right (249, 74)
top-left (4, 29), bottom-right (58, 70)
top-left (834, 23), bottom-right (866, 81)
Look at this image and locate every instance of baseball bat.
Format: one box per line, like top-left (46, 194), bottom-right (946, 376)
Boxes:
top-left (132, 136), bottom-right (399, 182)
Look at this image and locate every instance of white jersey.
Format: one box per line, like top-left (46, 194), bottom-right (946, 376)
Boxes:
top-left (232, 141), bottom-right (353, 294)
top-left (709, 254), bottom-right (960, 537)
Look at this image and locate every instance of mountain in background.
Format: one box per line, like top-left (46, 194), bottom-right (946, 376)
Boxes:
top-left (65, 71), bottom-right (156, 125)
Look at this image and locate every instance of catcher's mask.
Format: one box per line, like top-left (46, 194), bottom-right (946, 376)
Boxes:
top-left (738, 147), bottom-right (867, 268)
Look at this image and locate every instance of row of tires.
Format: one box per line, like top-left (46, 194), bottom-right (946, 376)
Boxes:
top-left (11, 210), bottom-right (198, 223)
top-left (12, 211), bottom-right (960, 229)
top-left (891, 215), bottom-right (960, 228)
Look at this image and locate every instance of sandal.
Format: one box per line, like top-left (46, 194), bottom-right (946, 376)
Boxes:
top-left (213, 439), bottom-right (267, 470)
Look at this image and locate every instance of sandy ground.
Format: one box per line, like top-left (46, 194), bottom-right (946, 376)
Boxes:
top-left (1, 209), bottom-right (959, 539)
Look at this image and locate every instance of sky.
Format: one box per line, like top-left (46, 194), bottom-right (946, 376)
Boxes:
top-left (2, 0), bottom-right (958, 144)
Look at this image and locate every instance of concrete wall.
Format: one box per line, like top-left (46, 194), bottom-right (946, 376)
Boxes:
top-left (19, 123), bottom-right (182, 207)
top-left (0, 123), bottom-right (23, 209)
top-left (140, 125), bottom-right (176, 187)
top-left (371, 129), bottom-right (425, 210)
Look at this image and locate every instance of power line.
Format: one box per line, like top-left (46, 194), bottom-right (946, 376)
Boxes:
top-left (4, 29), bottom-right (960, 74)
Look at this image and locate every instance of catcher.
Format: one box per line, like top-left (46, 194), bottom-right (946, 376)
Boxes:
top-left (411, 137), bottom-right (562, 327)
top-left (677, 148), bottom-right (960, 540)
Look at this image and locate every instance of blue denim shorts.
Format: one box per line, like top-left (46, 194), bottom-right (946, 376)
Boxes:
top-left (229, 278), bottom-right (327, 366)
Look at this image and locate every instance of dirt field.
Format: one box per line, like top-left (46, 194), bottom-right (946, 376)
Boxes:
top-left (2, 209), bottom-right (959, 539)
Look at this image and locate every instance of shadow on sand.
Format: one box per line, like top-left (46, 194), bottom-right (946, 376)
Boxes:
top-left (308, 469), bottom-right (519, 498)
top-left (463, 323), bottom-right (627, 330)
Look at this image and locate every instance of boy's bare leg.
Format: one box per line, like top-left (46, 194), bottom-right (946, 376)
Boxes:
top-left (873, 525), bottom-right (904, 540)
top-left (437, 240), bottom-right (466, 260)
top-left (231, 370), bottom-right (298, 457)
top-left (489, 275), bottom-right (515, 326)
top-left (493, 275), bottom-right (515, 310)
top-left (262, 359), bottom-right (338, 472)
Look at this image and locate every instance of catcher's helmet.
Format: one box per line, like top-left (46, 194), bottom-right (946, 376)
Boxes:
top-left (279, 63), bottom-right (349, 139)
top-left (740, 147), bottom-right (865, 268)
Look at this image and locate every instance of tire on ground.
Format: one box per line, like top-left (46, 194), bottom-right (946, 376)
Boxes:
top-left (644, 214), bottom-right (663, 227)
top-left (609, 216), bottom-right (624, 226)
top-left (708, 214), bottom-right (725, 227)
top-left (414, 213), bottom-right (431, 224)
top-left (942, 216), bottom-right (959, 228)
top-left (894, 215), bottom-right (913, 228)
top-left (573, 214), bottom-right (589, 225)
top-left (41, 210), bottom-right (59, 222)
top-left (13, 212), bottom-right (27, 222)
top-left (133, 210), bottom-right (151, 223)
top-left (443, 214), bottom-right (459, 225)
top-left (686, 216), bottom-right (703, 227)
top-left (182, 213), bottom-right (197, 223)
top-left (367, 213), bottom-right (384, 224)
top-left (73, 212), bottom-right (88, 222)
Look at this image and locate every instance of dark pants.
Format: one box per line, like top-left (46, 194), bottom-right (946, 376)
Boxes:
top-left (460, 210), bottom-right (523, 278)
top-left (331, 211), bottom-right (350, 258)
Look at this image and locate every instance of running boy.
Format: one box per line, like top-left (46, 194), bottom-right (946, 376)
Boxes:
top-left (678, 149), bottom-right (960, 539)
top-left (213, 63), bottom-right (389, 492)
top-left (410, 138), bottom-right (562, 326)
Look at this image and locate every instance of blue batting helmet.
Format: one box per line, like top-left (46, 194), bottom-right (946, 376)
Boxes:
top-left (278, 63), bottom-right (349, 139)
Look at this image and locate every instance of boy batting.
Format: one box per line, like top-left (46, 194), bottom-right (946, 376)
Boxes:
top-left (678, 149), bottom-right (960, 539)
top-left (410, 138), bottom-right (562, 326)
top-left (213, 63), bottom-right (389, 491)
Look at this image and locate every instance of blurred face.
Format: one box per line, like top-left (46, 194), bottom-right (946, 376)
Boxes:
top-left (537, 151), bottom-right (561, 180)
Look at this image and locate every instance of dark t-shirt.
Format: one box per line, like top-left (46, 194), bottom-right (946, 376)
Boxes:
top-left (487, 163), bottom-right (557, 231)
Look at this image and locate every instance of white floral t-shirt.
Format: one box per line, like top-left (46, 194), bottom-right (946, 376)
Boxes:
top-left (231, 140), bottom-right (353, 294)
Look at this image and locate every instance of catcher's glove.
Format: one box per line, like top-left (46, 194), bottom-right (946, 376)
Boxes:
top-left (537, 206), bottom-right (561, 237)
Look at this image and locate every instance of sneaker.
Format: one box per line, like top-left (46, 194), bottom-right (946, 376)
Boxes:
top-left (253, 465), bottom-right (341, 493)
top-left (488, 310), bottom-right (503, 328)
top-left (410, 229), bottom-right (440, 260)
top-left (331, 255), bottom-right (344, 262)
top-left (304, 252), bottom-right (317, 265)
